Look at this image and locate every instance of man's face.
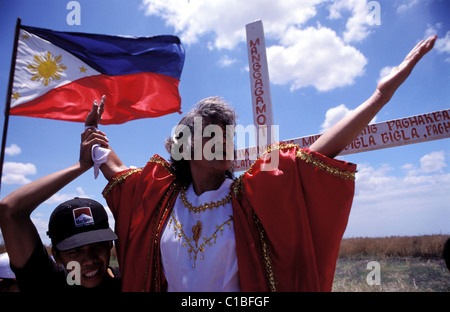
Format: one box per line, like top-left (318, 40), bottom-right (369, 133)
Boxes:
top-left (190, 121), bottom-right (235, 173)
top-left (54, 241), bottom-right (111, 288)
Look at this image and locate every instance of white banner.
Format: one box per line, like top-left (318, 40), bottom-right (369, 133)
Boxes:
top-left (234, 109), bottom-right (450, 172)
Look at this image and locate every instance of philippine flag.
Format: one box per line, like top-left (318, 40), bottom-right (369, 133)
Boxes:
top-left (9, 25), bottom-right (185, 125)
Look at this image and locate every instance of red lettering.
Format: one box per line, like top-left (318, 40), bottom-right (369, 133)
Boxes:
top-left (408, 116), bottom-right (419, 127)
top-left (387, 121), bottom-right (395, 131)
top-left (252, 62), bottom-right (261, 71)
top-left (301, 135), bottom-right (320, 147)
top-left (254, 87), bottom-right (263, 96)
top-left (249, 38), bottom-right (260, 48)
top-left (424, 113), bottom-right (434, 124)
top-left (432, 112), bottom-right (442, 122)
top-left (347, 135), bottom-right (376, 151)
top-left (417, 115), bottom-right (425, 125)
top-left (445, 122), bottom-right (450, 133)
top-left (254, 78), bottom-right (263, 88)
top-left (257, 114), bottom-right (266, 125)
top-left (251, 54), bottom-right (260, 63)
top-left (381, 132), bottom-right (389, 144)
top-left (256, 104), bottom-right (266, 115)
top-left (381, 130), bottom-right (413, 144)
top-left (427, 122), bottom-right (450, 135)
top-left (360, 124), bottom-right (378, 135)
top-left (253, 71), bottom-right (261, 79)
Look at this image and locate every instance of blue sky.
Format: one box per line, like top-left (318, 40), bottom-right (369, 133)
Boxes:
top-left (0, 0), bottom-right (449, 245)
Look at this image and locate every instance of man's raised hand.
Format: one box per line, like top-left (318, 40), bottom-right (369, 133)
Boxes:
top-left (377, 35), bottom-right (437, 103)
top-left (85, 95), bottom-right (106, 128)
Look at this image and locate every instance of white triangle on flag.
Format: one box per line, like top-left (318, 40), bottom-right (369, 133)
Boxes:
top-left (11, 29), bottom-right (101, 107)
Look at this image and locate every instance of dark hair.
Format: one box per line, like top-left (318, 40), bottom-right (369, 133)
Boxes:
top-left (165, 96), bottom-right (237, 187)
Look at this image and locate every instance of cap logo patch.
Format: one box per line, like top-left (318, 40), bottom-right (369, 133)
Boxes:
top-left (73, 207), bottom-right (95, 227)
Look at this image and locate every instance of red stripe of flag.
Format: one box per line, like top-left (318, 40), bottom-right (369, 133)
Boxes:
top-left (10, 72), bottom-right (181, 124)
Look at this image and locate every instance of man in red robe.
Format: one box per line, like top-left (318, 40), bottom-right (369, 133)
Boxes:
top-left (102, 145), bottom-right (356, 291)
top-left (83, 35), bottom-right (436, 292)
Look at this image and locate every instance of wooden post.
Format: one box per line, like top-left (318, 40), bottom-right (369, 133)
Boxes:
top-left (245, 20), bottom-right (274, 155)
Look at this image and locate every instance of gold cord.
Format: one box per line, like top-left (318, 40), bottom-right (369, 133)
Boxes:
top-left (168, 213), bottom-right (233, 268)
top-left (179, 187), bottom-right (232, 213)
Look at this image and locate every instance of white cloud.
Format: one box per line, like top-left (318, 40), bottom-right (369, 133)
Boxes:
top-left (141, 0), bottom-right (370, 92)
top-left (44, 187), bottom-right (89, 205)
top-left (1, 162), bottom-right (36, 185)
top-left (320, 104), bottom-right (352, 132)
top-left (30, 216), bottom-right (49, 243)
top-left (403, 150), bottom-right (447, 175)
top-left (424, 23), bottom-right (441, 39)
top-left (420, 151), bottom-right (446, 173)
top-left (267, 26), bottom-right (367, 92)
top-left (354, 163), bottom-right (397, 199)
top-left (218, 55), bottom-right (237, 68)
top-left (328, 0), bottom-right (374, 42)
top-left (345, 151), bottom-right (450, 237)
top-left (320, 103), bottom-right (376, 133)
top-left (355, 159), bottom-right (450, 205)
top-left (142, 0), bottom-right (322, 49)
top-left (396, 0), bottom-right (421, 13)
top-left (435, 31), bottom-right (450, 54)
top-left (425, 24), bottom-right (450, 62)
top-left (378, 66), bottom-right (395, 82)
top-left (5, 144), bottom-right (21, 156)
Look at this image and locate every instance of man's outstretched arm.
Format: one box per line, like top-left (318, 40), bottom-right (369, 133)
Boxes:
top-left (310, 36), bottom-right (437, 158)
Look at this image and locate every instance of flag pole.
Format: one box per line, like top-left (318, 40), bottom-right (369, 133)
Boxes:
top-left (0, 17), bottom-right (21, 195)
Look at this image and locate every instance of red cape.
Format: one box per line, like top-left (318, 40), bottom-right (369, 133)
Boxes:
top-left (103, 144), bottom-right (356, 292)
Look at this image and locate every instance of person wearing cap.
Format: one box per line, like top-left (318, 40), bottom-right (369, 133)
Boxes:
top-left (0, 126), bottom-right (120, 291)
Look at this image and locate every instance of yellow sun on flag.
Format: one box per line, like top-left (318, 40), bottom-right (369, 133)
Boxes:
top-left (27, 51), bottom-right (67, 86)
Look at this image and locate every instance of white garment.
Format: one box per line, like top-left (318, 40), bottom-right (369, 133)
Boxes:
top-left (160, 178), bottom-right (240, 292)
top-left (84, 126), bottom-right (111, 179)
top-left (91, 144), bottom-right (110, 179)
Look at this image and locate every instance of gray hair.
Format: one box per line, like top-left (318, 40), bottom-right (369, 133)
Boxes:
top-left (165, 96), bottom-right (238, 187)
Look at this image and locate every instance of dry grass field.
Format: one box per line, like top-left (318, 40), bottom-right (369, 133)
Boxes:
top-left (333, 235), bottom-right (450, 292)
top-left (110, 234), bottom-right (450, 292)
top-left (2, 234), bottom-right (449, 292)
